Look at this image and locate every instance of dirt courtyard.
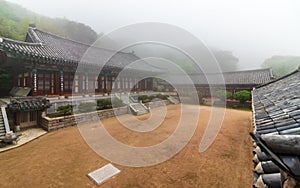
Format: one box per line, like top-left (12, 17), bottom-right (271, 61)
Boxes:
top-left (0, 105), bottom-right (253, 187)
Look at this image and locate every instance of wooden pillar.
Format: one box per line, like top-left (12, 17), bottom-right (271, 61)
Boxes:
top-left (32, 69), bottom-right (37, 96)
top-left (121, 77), bottom-right (124, 90)
top-left (15, 112), bottom-right (20, 126)
top-left (60, 71), bottom-right (63, 95)
top-left (148, 78), bottom-right (153, 90)
top-left (98, 75), bottom-right (101, 92)
top-left (104, 73), bottom-right (107, 92)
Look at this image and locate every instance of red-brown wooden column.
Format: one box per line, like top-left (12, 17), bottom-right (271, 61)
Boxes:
top-left (15, 112), bottom-right (20, 126)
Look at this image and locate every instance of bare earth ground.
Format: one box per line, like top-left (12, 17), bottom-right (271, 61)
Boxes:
top-left (0, 105), bottom-right (253, 188)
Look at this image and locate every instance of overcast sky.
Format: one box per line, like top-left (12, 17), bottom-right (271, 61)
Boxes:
top-left (6, 0), bottom-right (300, 69)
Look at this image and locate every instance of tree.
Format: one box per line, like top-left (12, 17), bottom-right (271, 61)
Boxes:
top-left (261, 56), bottom-right (300, 77)
top-left (212, 50), bottom-right (239, 72)
top-left (215, 90), bottom-right (232, 101)
top-left (0, 0), bottom-right (98, 44)
top-left (234, 90), bottom-right (251, 104)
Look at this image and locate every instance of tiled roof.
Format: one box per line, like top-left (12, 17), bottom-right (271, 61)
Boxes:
top-left (221, 68), bottom-right (274, 85)
top-left (165, 68), bottom-right (274, 86)
top-left (253, 69), bottom-right (300, 135)
top-left (0, 26), bottom-right (164, 73)
top-left (8, 97), bottom-right (51, 112)
top-left (251, 68), bottom-right (300, 187)
top-left (9, 87), bottom-right (31, 97)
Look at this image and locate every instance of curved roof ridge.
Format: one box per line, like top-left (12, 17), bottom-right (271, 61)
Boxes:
top-left (188, 68), bottom-right (273, 75)
top-left (32, 27), bottom-right (137, 56)
top-left (33, 28), bottom-right (91, 47)
top-left (222, 68), bottom-right (272, 74)
top-left (0, 37), bottom-right (42, 46)
top-left (254, 68), bottom-right (300, 89)
top-left (27, 27), bottom-right (43, 43)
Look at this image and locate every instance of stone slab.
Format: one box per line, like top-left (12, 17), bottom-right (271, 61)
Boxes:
top-left (87, 163), bottom-right (120, 185)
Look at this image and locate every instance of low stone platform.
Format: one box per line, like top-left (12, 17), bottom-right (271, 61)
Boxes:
top-left (0, 128), bottom-right (47, 152)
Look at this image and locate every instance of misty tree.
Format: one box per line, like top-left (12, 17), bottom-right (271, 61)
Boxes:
top-left (261, 56), bottom-right (300, 77)
top-left (212, 50), bottom-right (239, 72)
top-left (0, 0), bottom-right (98, 44)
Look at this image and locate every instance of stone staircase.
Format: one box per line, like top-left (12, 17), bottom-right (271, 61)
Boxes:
top-left (0, 107), bottom-right (10, 137)
top-left (129, 95), bottom-right (138, 103)
top-left (167, 96), bottom-right (180, 104)
top-left (129, 103), bottom-right (149, 116)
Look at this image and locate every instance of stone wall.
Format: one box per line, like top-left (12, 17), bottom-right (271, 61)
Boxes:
top-left (39, 100), bottom-right (172, 131)
top-left (40, 106), bottom-right (129, 131)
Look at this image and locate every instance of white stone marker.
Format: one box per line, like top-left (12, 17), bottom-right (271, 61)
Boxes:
top-left (87, 163), bottom-right (120, 185)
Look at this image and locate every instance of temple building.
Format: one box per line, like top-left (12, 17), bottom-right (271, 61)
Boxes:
top-left (157, 68), bottom-right (275, 97)
top-left (0, 24), bottom-right (163, 133)
top-left (0, 24), bottom-right (275, 134)
top-left (0, 24), bottom-right (160, 97)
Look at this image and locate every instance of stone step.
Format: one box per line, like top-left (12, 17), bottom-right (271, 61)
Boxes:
top-left (0, 108), bottom-right (7, 136)
top-left (167, 96), bottom-right (180, 104)
top-left (129, 103), bottom-right (149, 115)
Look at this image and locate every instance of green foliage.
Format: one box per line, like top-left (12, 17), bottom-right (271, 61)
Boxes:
top-left (261, 56), bottom-right (300, 77)
top-left (47, 105), bottom-right (73, 118)
top-left (0, 0), bottom-right (98, 44)
top-left (138, 94), bottom-right (169, 103)
top-left (234, 90), bottom-right (251, 104)
top-left (57, 105), bottom-right (73, 116)
top-left (96, 98), bottom-right (124, 110)
top-left (78, 102), bottom-right (96, 113)
top-left (138, 95), bottom-right (149, 102)
top-left (154, 94), bottom-right (168, 100)
top-left (96, 99), bottom-right (111, 110)
top-left (111, 98), bottom-right (125, 107)
top-left (215, 90), bottom-right (232, 101)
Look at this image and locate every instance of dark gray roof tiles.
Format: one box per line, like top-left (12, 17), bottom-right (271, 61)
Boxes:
top-left (253, 69), bottom-right (300, 135)
top-left (251, 68), bottom-right (300, 187)
top-left (8, 97), bottom-right (51, 112)
top-left (167, 68), bottom-right (274, 86)
top-left (0, 26), bottom-right (164, 73)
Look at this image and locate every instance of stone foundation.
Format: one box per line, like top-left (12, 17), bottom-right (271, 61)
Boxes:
top-left (39, 100), bottom-right (171, 131)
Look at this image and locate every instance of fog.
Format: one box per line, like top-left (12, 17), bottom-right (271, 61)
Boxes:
top-left (6, 0), bottom-right (300, 69)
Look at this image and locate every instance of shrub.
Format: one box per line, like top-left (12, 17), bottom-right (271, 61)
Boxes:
top-left (97, 99), bottom-right (112, 110)
top-left (138, 94), bottom-right (169, 103)
top-left (57, 105), bottom-right (73, 116)
top-left (111, 98), bottom-right (124, 107)
top-left (47, 105), bottom-right (73, 118)
top-left (234, 90), bottom-right (251, 104)
top-left (96, 98), bottom-right (125, 110)
top-left (78, 102), bottom-right (96, 113)
top-left (138, 95), bottom-right (150, 103)
top-left (155, 94), bottom-right (168, 100)
top-left (216, 90), bottom-right (232, 101)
